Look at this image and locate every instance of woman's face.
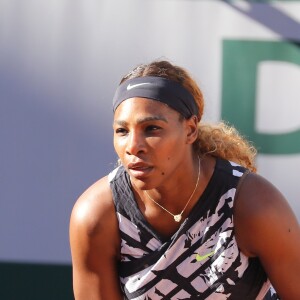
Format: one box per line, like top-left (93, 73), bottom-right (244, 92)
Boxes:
top-left (113, 97), bottom-right (197, 190)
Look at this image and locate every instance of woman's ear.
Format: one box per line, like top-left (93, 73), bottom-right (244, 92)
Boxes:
top-left (185, 116), bottom-right (199, 144)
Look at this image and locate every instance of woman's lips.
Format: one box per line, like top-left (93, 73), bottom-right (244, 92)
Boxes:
top-left (128, 163), bottom-right (153, 179)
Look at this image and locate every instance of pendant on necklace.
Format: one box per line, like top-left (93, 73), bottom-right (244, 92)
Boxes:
top-left (174, 214), bottom-right (182, 222)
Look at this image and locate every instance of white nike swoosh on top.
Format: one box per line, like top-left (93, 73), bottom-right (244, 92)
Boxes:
top-left (127, 83), bottom-right (151, 90)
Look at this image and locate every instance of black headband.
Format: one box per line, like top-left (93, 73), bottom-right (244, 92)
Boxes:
top-left (112, 76), bottom-right (198, 119)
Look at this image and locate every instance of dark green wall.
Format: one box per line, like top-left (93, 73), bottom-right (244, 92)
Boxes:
top-left (0, 262), bottom-right (73, 300)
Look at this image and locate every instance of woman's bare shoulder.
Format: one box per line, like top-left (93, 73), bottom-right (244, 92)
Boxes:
top-left (70, 176), bottom-right (123, 299)
top-left (234, 172), bottom-right (300, 256)
top-left (235, 172), bottom-right (293, 221)
top-left (70, 175), bottom-right (117, 238)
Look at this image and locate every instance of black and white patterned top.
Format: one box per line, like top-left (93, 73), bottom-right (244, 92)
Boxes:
top-left (109, 158), bottom-right (278, 300)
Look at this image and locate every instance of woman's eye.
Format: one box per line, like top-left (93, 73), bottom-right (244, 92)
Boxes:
top-left (146, 125), bottom-right (161, 132)
top-left (115, 128), bottom-right (128, 135)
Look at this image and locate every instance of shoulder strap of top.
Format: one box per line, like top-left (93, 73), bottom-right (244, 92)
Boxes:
top-left (234, 169), bottom-right (250, 201)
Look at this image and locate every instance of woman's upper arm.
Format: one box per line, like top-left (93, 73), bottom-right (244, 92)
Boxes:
top-left (234, 173), bottom-right (300, 300)
top-left (69, 176), bottom-right (123, 300)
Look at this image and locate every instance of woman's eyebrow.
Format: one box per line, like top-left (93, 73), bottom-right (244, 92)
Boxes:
top-left (114, 115), bottom-right (168, 126)
top-left (136, 116), bottom-right (168, 124)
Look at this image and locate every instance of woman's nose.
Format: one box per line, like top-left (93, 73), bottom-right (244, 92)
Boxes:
top-left (125, 131), bottom-right (146, 156)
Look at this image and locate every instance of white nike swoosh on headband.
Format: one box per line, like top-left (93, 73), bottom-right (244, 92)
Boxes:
top-left (127, 82), bottom-right (151, 90)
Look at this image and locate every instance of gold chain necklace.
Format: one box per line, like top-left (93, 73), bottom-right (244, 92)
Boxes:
top-left (144, 156), bottom-right (200, 223)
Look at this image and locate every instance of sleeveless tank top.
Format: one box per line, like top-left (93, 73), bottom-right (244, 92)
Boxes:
top-left (109, 158), bottom-right (276, 300)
